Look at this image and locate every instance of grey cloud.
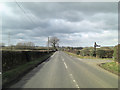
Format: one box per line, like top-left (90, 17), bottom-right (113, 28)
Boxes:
top-left (2, 2), bottom-right (118, 46)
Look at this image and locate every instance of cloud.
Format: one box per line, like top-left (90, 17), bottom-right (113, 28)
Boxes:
top-left (1, 2), bottom-right (118, 46)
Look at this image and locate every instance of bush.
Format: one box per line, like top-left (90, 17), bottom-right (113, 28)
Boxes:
top-left (80, 48), bottom-right (93, 56)
top-left (76, 51), bottom-right (80, 55)
top-left (96, 49), bottom-right (113, 58)
top-left (113, 44), bottom-right (120, 63)
top-left (68, 47), bottom-right (114, 59)
top-left (96, 50), bottom-right (106, 58)
top-left (105, 50), bottom-right (114, 58)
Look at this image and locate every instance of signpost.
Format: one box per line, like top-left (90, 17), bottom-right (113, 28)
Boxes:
top-left (93, 42), bottom-right (100, 57)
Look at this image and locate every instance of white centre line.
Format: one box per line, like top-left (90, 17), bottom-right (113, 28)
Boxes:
top-left (73, 80), bottom-right (76, 82)
top-left (69, 73), bottom-right (80, 88)
top-left (76, 85), bottom-right (80, 88)
top-left (64, 62), bottom-right (68, 69)
top-left (61, 57), bottom-right (80, 88)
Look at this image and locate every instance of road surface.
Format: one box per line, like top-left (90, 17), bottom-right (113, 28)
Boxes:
top-left (11, 51), bottom-right (118, 88)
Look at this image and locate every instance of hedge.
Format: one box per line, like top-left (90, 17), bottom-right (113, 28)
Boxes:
top-left (96, 49), bottom-right (113, 58)
top-left (2, 51), bottom-right (54, 72)
top-left (67, 47), bottom-right (114, 58)
top-left (113, 44), bottom-right (120, 63)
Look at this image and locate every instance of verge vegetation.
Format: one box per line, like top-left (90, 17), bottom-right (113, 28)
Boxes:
top-left (2, 51), bottom-right (54, 88)
top-left (64, 44), bottom-right (120, 76)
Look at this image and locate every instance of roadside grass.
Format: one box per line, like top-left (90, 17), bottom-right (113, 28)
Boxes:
top-left (99, 62), bottom-right (120, 76)
top-left (65, 51), bottom-right (119, 76)
top-left (65, 51), bottom-right (114, 60)
top-left (2, 52), bottom-right (53, 87)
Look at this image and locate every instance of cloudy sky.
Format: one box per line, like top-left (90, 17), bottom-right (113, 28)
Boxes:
top-left (1, 2), bottom-right (118, 47)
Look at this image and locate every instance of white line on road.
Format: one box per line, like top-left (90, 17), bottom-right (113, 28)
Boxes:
top-left (76, 84), bottom-right (80, 88)
top-left (51, 52), bottom-right (56, 58)
top-left (0, 72), bottom-right (1, 74)
top-left (61, 57), bottom-right (80, 88)
top-left (64, 62), bottom-right (68, 69)
top-left (69, 73), bottom-right (80, 88)
top-left (70, 74), bottom-right (72, 76)
top-left (73, 80), bottom-right (76, 82)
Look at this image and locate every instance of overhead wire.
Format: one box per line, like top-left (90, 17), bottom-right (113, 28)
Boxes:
top-left (15, 0), bottom-right (36, 25)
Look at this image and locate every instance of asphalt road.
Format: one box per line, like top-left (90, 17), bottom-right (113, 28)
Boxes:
top-left (11, 51), bottom-right (118, 88)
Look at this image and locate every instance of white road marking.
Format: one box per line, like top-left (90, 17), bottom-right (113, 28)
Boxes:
top-left (0, 72), bottom-right (1, 74)
top-left (51, 52), bottom-right (56, 57)
top-left (76, 85), bottom-right (80, 88)
top-left (51, 55), bottom-right (54, 57)
top-left (69, 73), bottom-right (80, 88)
top-left (64, 62), bottom-right (68, 69)
top-left (61, 57), bottom-right (80, 88)
top-left (73, 80), bottom-right (76, 82)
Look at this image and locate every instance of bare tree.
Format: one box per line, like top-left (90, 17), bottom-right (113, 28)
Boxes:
top-left (16, 42), bottom-right (35, 49)
top-left (49, 37), bottom-right (59, 50)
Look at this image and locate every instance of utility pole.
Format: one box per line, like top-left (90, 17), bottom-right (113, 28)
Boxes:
top-left (93, 42), bottom-right (100, 57)
top-left (48, 37), bottom-right (49, 53)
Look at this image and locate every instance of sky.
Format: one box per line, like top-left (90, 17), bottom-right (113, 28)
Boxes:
top-left (0, 2), bottom-right (118, 47)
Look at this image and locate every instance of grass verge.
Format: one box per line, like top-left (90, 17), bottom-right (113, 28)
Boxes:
top-left (2, 52), bottom-right (54, 88)
top-left (65, 51), bottom-right (113, 60)
top-left (98, 62), bottom-right (120, 76)
top-left (65, 51), bottom-right (119, 76)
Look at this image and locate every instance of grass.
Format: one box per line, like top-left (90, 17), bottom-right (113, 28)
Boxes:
top-left (2, 52), bottom-right (53, 87)
top-left (99, 62), bottom-right (120, 76)
top-left (65, 51), bottom-right (119, 76)
top-left (65, 51), bottom-right (114, 60)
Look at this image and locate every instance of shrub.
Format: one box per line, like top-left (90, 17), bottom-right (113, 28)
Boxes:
top-left (96, 49), bottom-right (113, 58)
top-left (113, 44), bottom-right (120, 63)
top-left (76, 51), bottom-right (80, 55)
top-left (80, 48), bottom-right (91, 56)
top-left (96, 50), bottom-right (106, 58)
